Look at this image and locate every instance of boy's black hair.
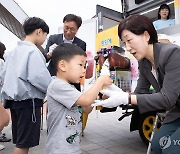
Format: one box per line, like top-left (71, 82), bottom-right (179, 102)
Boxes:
top-left (52, 43), bottom-right (86, 73)
top-left (23, 17), bottom-right (49, 35)
top-left (0, 42), bottom-right (6, 59)
top-left (63, 14), bottom-right (82, 29)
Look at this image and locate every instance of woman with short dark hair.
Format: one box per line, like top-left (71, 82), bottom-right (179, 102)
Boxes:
top-left (93, 14), bottom-right (180, 154)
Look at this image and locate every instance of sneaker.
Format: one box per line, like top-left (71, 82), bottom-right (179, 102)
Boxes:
top-left (0, 144), bottom-right (5, 151)
top-left (0, 135), bottom-right (11, 142)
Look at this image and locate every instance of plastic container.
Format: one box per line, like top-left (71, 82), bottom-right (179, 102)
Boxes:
top-left (85, 51), bottom-right (94, 79)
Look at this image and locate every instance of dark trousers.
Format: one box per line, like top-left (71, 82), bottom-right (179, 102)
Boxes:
top-left (151, 118), bottom-right (180, 154)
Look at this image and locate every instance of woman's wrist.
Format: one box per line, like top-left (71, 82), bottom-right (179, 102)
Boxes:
top-left (130, 94), bottom-right (137, 105)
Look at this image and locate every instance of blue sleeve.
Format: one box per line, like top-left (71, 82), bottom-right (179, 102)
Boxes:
top-left (27, 50), bottom-right (52, 93)
top-left (153, 20), bottom-right (158, 30)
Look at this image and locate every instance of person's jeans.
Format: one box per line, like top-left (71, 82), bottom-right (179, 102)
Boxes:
top-left (151, 118), bottom-right (180, 154)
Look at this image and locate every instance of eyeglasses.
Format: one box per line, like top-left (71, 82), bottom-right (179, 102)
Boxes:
top-left (64, 25), bottom-right (77, 32)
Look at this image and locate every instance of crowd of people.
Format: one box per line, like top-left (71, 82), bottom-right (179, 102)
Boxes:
top-left (0, 13), bottom-right (111, 154)
top-left (0, 3), bottom-right (180, 154)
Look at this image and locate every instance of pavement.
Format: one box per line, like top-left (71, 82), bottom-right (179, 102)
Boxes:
top-left (0, 107), bottom-right (148, 154)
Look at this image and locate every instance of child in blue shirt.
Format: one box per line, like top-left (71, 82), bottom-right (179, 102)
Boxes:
top-left (0, 17), bottom-right (51, 154)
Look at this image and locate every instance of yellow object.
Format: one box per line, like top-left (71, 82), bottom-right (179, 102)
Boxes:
top-left (96, 25), bottom-right (119, 50)
top-left (82, 113), bottom-right (88, 130)
top-left (142, 116), bottom-right (160, 142)
top-left (96, 106), bottom-right (103, 110)
top-left (96, 63), bottom-right (100, 71)
top-left (174, 0), bottom-right (180, 7)
top-left (95, 64), bottom-right (100, 78)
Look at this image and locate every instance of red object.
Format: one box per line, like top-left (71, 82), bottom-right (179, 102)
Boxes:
top-left (108, 52), bottom-right (130, 69)
top-left (85, 51), bottom-right (94, 79)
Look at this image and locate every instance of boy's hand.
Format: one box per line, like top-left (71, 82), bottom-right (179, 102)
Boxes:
top-left (106, 84), bottom-right (123, 92)
top-left (98, 75), bottom-right (113, 87)
top-left (100, 59), bottom-right (110, 76)
top-left (101, 84), bottom-right (121, 100)
top-left (47, 44), bottom-right (58, 56)
top-left (92, 88), bottom-right (129, 108)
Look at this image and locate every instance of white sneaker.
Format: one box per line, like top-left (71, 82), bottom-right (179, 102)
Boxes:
top-left (0, 144), bottom-right (5, 151)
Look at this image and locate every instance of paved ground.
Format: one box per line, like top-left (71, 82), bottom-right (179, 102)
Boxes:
top-left (0, 107), bottom-right (148, 154)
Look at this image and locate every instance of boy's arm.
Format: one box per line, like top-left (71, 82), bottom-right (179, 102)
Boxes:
top-left (75, 75), bottom-right (112, 107)
top-left (82, 106), bottom-right (93, 114)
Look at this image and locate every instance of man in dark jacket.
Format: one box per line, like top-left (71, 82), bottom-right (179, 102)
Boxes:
top-left (44, 14), bottom-right (86, 91)
top-left (44, 14), bottom-right (86, 75)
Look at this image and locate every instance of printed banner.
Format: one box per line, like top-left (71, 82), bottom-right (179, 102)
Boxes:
top-left (96, 25), bottom-right (119, 50)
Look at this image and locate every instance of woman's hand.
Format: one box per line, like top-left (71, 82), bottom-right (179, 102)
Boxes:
top-left (92, 84), bottom-right (129, 108)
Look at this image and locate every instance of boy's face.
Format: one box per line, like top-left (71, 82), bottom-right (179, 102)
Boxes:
top-left (58, 55), bottom-right (86, 84)
top-left (36, 29), bottom-right (48, 46)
